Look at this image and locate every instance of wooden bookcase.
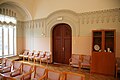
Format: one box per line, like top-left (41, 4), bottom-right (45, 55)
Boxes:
top-left (91, 29), bottom-right (116, 76)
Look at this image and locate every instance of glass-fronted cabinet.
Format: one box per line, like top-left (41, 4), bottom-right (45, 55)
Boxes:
top-left (91, 29), bottom-right (116, 76)
top-left (92, 30), bottom-right (115, 53)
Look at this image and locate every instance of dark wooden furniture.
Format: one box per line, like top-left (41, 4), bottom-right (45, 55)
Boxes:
top-left (91, 30), bottom-right (116, 76)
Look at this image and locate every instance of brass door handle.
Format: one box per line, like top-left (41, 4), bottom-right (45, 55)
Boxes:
top-left (63, 47), bottom-right (64, 51)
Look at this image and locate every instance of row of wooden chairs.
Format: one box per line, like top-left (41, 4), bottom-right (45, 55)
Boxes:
top-left (69, 54), bottom-right (91, 71)
top-left (0, 58), bottom-right (85, 80)
top-left (0, 58), bottom-right (33, 80)
top-left (69, 54), bottom-right (120, 78)
top-left (19, 50), bottom-right (52, 65)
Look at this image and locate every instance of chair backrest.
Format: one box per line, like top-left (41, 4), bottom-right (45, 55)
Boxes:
top-left (34, 65), bottom-right (46, 79)
top-left (71, 54), bottom-right (80, 64)
top-left (22, 63), bottom-right (33, 79)
top-left (1, 59), bottom-right (12, 73)
top-left (34, 51), bottom-right (39, 55)
top-left (5, 59), bottom-right (12, 67)
top-left (28, 51), bottom-right (34, 56)
top-left (45, 51), bottom-right (51, 58)
top-left (13, 61), bottom-right (22, 70)
top-left (81, 55), bottom-right (91, 65)
top-left (47, 69), bottom-right (61, 80)
top-left (22, 63), bottom-right (32, 73)
top-left (23, 50), bottom-right (29, 55)
top-left (33, 51), bottom-right (40, 57)
top-left (63, 72), bottom-right (85, 80)
top-left (39, 51), bottom-right (45, 57)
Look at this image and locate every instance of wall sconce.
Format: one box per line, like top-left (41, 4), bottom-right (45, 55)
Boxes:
top-left (41, 32), bottom-right (45, 37)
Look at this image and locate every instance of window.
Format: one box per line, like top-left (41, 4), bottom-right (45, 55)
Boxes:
top-left (0, 14), bottom-right (16, 57)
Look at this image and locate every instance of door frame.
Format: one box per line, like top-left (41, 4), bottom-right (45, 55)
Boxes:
top-left (52, 23), bottom-right (72, 64)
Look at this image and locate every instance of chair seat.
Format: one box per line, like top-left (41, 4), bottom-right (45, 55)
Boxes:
top-left (34, 57), bottom-right (40, 60)
top-left (41, 58), bottom-right (47, 61)
top-left (70, 62), bottom-right (79, 65)
top-left (19, 55), bottom-right (23, 57)
top-left (24, 55), bottom-right (28, 57)
top-left (2, 72), bottom-right (11, 77)
top-left (71, 64), bottom-right (79, 67)
top-left (81, 63), bottom-right (90, 66)
top-left (29, 56), bottom-right (34, 59)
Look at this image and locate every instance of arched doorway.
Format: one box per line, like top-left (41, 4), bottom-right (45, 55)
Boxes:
top-left (52, 23), bottom-right (72, 64)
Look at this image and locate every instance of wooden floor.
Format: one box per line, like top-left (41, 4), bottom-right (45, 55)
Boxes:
top-left (7, 56), bottom-right (118, 80)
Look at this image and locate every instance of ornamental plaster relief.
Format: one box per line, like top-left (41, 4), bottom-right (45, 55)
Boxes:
top-left (17, 8), bottom-right (120, 38)
top-left (79, 8), bottom-right (120, 24)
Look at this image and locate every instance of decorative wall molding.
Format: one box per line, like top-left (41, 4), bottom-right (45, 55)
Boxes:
top-left (17, 8), bottom-right (120, 38)
top-left (0, 8), bottom-right (16, 17)
top-left (0, 0), bottom-right (32, 20)
top-left (79, 8), bottom-right (120, 24)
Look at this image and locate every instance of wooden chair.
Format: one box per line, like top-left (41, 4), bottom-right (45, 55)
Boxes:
top-left (0, 59), bottom-right (12, 73)
top-left (0, 61), bottom-right (22, 80)
top-left (69, 54), bottom-right (81, 71)
top-left (19, 50), bottom-right (29, 61)
top-left (34, 51), bottom-right (45, 64)
top-left (62, 72), bottom-right (85, 80)
top-left (28, 50), bottom-right (39, 62)
top-left (23, 51), bottom-right (33, 61)
top-left (40, 51), bottom-right (52, 65)
top-left (39, 69), bottom-right (62, 80)
top-left (31, 65), bottom-right (46, 80)
top-left (28, 51), bottom-right (34, 62)
top-left (80, 55), bottom-right (91, 69)
top-left (10, 63), bottom-right (34, 80)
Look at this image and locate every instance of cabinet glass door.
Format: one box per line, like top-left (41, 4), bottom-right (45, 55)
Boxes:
top-left (93, 31), bottom-right (102, 52)
top-left (105, 31), bottom-right (114, 53)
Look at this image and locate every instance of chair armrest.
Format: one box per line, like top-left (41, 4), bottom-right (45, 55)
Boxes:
top-left (5, 76), bottom-right (16, 80)
top-left (2, 66), bottom-right (12, 73)
top-left (22, 67), bottom-right (34, 79)
top-left (10, 68), bottom-right (21, 77)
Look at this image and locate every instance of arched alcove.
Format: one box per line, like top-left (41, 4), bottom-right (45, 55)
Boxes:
top-left (0, 0), bottom-right (32, 21)
top-left (44, 10), bottom-right (80, 52)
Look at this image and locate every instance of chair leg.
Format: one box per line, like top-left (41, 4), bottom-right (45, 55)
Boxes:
top-left (69, 65), bottom-right (72, 71)
top-left (78, 66), bottom-right (81, 71)
top-left (28, 58), bottom-right (29, 62)
top-left (40, 59), bottom-right (42, 65)
top-left (34, 59), bottom-right (36, 64)
top-left (46, 59), bottom-right (48, 66)
top-left (23, 57), bottom-right (24, 61)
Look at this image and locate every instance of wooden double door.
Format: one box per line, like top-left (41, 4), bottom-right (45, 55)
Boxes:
top-left (53, 23), bottom-right (72, 64)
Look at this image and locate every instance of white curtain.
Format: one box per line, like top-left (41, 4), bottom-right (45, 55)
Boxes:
top-left (0, 14), bottom-right (16, 57)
